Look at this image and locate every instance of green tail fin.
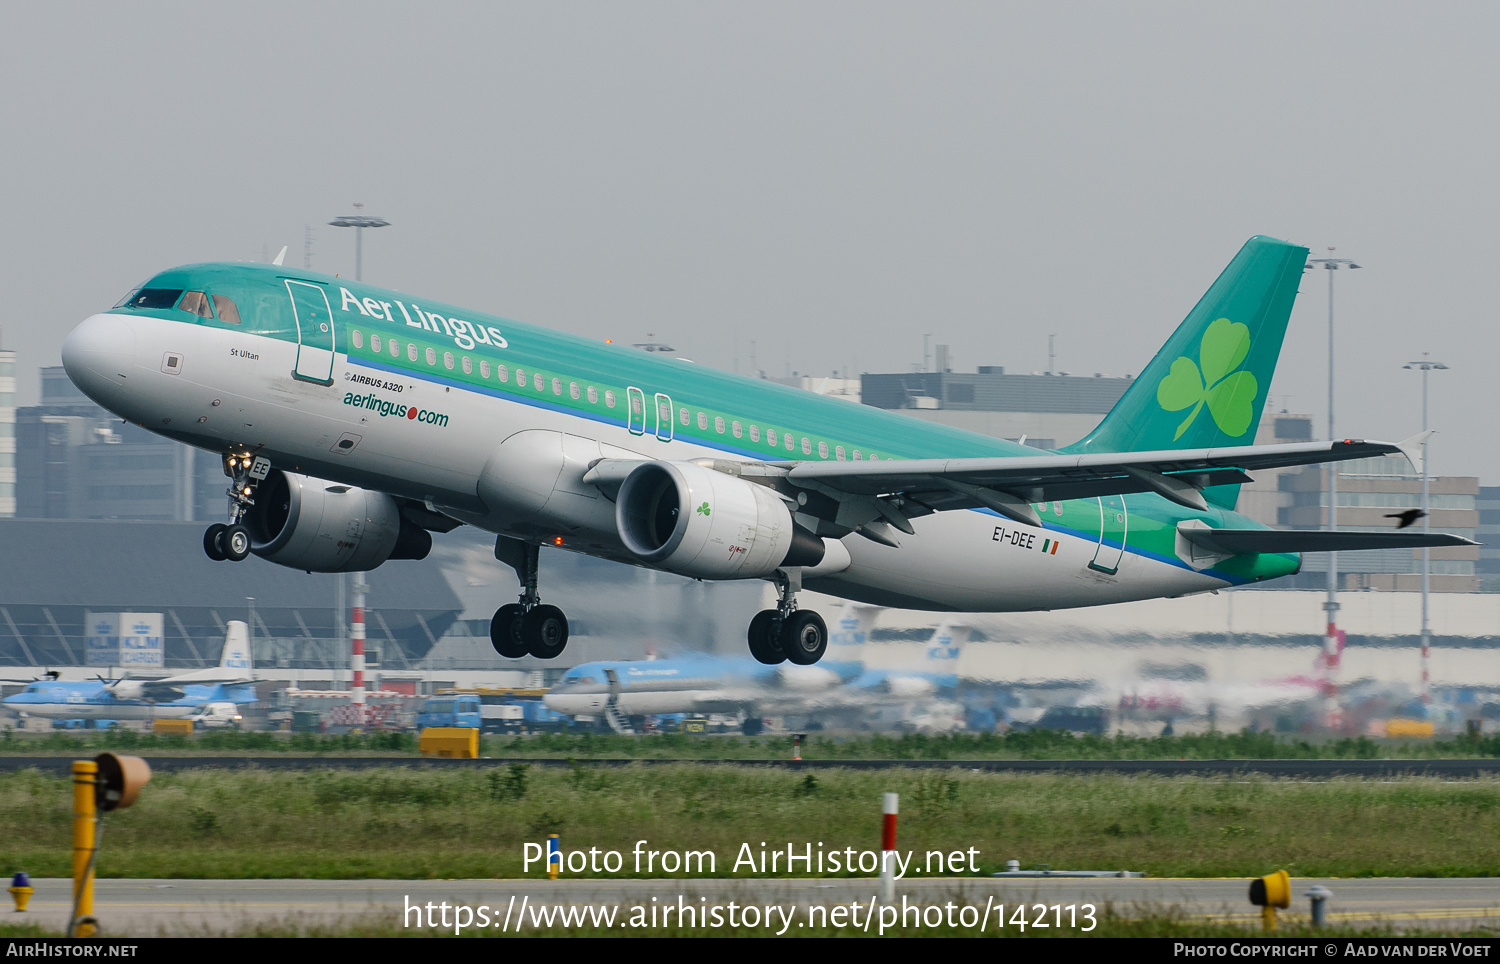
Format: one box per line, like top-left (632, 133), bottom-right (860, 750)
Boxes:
top-left (1062, 235), bottom-right (1309, 509)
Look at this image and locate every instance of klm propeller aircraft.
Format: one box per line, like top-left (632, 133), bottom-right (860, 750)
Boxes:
top-left (545, 605), bottom-right (970, 734)
top-left (3, 621), bottom-right (257, 722)
top-left (61, 236), bottom-right (1471, 666)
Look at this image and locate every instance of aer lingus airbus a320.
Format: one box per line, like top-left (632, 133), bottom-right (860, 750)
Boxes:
top-left (60, 236), bottom-right (1471, 666)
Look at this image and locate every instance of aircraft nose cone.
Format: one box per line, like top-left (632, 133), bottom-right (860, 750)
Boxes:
top-left (61, 313), bottom-right (137, 410)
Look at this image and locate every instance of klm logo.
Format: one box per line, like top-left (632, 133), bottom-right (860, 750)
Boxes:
top-left (926, 645), bottom-right (959, 661)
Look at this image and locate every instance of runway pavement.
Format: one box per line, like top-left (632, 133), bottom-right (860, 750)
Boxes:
top-left (12, 876), bottom-right (1500, 936)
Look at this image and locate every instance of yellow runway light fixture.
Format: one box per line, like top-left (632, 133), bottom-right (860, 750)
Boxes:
top-left (1248, 869), bottom-right (1290, 931)
top-left (70, 754), bottom-right (151, 938)
top-left (9, 873), bottom-right (32, 912)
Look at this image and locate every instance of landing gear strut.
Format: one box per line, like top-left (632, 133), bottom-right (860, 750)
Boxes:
top-left (203, 452), bottom-right (267, 563)
top-left (746, 570), bottom-right (827, 665)
top-left (490, 537), bottom-right (570, 660)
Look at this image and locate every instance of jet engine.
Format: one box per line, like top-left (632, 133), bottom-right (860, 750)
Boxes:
top-left (616, 461), bottom-right (824, 579)
top-left (242, 470), bottom-right (431, 573)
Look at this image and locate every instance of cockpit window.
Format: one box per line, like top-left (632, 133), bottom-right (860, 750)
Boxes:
top-left (112, 287), bottom-right (142, 309)
top-left (178, 291), bottom-right (213, 319)
top-left (211, 294), bottom-right (242, 325)
top-left (124, 288), bottom-right (183, 309)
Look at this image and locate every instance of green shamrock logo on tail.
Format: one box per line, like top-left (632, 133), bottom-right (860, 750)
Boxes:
top-left (1156, 318), bottom-right (1257, 440)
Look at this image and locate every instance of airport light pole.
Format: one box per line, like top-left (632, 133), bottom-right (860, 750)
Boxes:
top-left (1404, 355), bottom-right (1448, 706)
top-left (1306, 252), bottom-right (1360, 729)
top-left (329, 205), bottom-right (390, 709)
top-left (328, 203), bottom-right (389, 283)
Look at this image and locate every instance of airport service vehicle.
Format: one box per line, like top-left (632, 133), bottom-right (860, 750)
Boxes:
top-left (187, 701), bottom-right (243, 729)
top-left (3, 622), bottom-right (257, 722)
top-left (61, 237), bottom-right (1471, 666)
top-left (415, 695), bottom-right (481, 730)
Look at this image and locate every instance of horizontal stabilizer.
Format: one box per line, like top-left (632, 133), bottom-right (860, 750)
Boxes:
top-left (1178, 527), bottom-right (1477, 556)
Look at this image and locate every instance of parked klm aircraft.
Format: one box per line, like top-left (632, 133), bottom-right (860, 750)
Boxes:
top-left (3, 622), bottom-right (256, 722)
top-left (61, 236), bottom-right (1472, 666)
top-left (544, 606), bottom-right (970, 732)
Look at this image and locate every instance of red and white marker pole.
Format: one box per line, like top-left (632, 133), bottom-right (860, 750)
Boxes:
top-left (880, 792), bottom-right (898, 904)
top-left (351, 574), bottom-right (368, 719)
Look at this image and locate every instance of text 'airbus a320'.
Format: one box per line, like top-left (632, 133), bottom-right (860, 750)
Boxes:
top-left (60, 236), bottom-right (1471, 665)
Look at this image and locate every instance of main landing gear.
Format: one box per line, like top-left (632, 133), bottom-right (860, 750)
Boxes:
top-left (746, 570), bottom-right (827, 666)
top-left (203, 452), bottom-right (267, 563)
top-left (490, 538), bottom-right (570, 660)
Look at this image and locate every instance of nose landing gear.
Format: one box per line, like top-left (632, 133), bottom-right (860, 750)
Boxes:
top-left (203, 452), bottom-right (269, 563)
top-left (490, 538), bottom-right (571, 660)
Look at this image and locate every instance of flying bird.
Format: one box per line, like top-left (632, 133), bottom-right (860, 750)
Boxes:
top-left (1385, 509), bottom-right (1426, 529)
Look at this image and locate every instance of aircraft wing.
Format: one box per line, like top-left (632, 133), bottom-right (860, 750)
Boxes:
top-left (773, 435), bottom-right (1433, 533)
top-left (587, 434), bottom-right (1440, 543)
top-left (1178, 528), bottom-right (1477, 555)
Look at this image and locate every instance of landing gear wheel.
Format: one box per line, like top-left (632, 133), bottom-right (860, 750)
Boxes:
top-left (782, 610), bottom-right (827, 665)
top-left (222, 524), bottom-right (251, 562)
top-left (203, 524), bottom-right (228, 561)
top-left (490, 603), bottom-right (528, 658)
top-left (522, 604), bottom-right (569, 659)
top-left (748, 609), bottom-right (785, 664)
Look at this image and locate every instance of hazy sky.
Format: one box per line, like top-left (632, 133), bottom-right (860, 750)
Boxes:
top-left (4, 3), bottom-right (1497, 476)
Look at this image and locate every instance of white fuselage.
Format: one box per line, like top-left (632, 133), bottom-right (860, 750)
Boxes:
top-left (63, 311), bottom-right (1231, 612)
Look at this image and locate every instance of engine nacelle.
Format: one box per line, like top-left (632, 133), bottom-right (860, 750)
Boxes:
top-left (616, 461), bottom-right (825, 579)
top-left (105, 680), bottom-right (146, 701)
top-left (243, 470), bottom-right (431, 573)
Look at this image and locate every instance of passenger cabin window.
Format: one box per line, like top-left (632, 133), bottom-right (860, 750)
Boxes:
top-left (211, 294), bottom-right (241, 324)
top-left (178, 291), bottom-right (213, 318)
top-left (125, 288), bottom-right (182, 309)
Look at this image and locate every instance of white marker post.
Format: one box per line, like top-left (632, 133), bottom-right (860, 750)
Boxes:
top-left (880, 792), bottom-right (898, 904)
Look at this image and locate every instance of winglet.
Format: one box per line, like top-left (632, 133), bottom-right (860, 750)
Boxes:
top-left (271, 245), bottom-right (288, 266)
top-left (1395, 430), bottom-right (1434, 477)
